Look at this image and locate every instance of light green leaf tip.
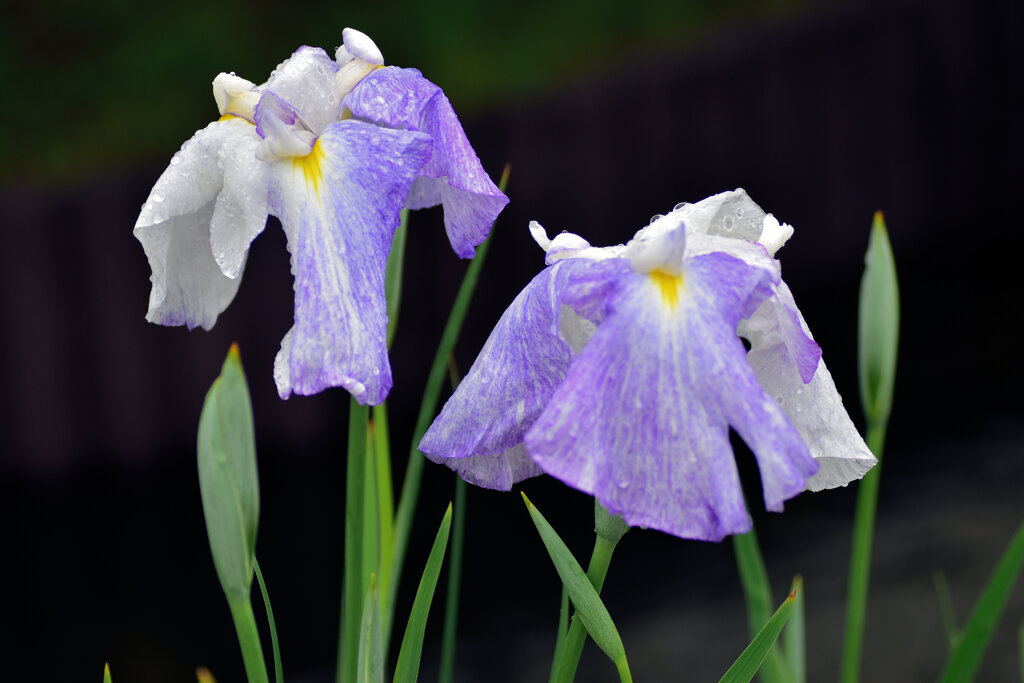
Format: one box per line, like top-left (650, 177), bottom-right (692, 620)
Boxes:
top-left (858, 211), bottom-right (900, 427)
top-left (720, 576), bottom-right (801, 683)
top-left (197, 343), bottom-right (260, 600)
top-left (103, 663), bottom-right (112, 683)
top-left (522, 492), bottom-right (628, 667)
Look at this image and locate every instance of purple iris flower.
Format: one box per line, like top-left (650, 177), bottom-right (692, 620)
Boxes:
top-left (134, 28), bottom-right (508, 405)
top-left (419, 190), bottom-right (875, 541)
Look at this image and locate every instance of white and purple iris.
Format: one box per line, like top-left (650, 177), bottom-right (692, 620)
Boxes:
top-left (419, 190), bottom-right (875, 541)
top-left (134, 28), bottom-right (508, 405)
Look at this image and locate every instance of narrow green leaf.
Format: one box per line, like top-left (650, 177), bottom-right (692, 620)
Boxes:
top-left (522, 493), bottom-right (628, 671)
top-left (227, 594), bottom-right (270, 683)
top-left (784, 575), bottom-right (805, 683)
top-left (389, 164), bottom-right (509, 648)
top-left (103, 663), bottom-right (112, 683)
top-left (372, 403), bottom-right (396, 626)
top-left (438, 476), bottom-right (468, 683)
top-left (940, 521), bottom-right (1024, 683)
top-left (933, 570), bottom-right (961, 651)
top-left (363, 422), bottom-right (381, 609)
top-left (385, 209), bottom-right (410, 348)
top-left (339, 398), bottom-right (370, 683)
top-left (393, 504), bottom-right (454, 683)
top-left (732, 528), bottom-right (789, 683)
top-left (548, 586), bottom-right (570, 683)
top-left (197, 343), bottom-right (260, 600)
top-left (720, 577), bottom-right (801, 683)
top-left (357, 575), bottom-right (384, 683)
top-left (254, 559), bottom-right (283, 683)
top-left (857, 211), bottom-right (900, 427)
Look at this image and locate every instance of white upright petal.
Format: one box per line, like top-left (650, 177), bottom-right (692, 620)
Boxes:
top-left (211, 128), bottom-right (270, 278)
top-left (759, 214), bottom-right (795, 257)
top-left (264, 46), bottom-right (341, 136)
top-left (213, 72), bottom-right (260, 121)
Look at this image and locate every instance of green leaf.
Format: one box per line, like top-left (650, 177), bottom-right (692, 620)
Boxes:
top-left (784, 575), bottom-right (805, 683)
top-left (385, 209), bottom-right (409, 348)
top-left (933, 570), bottom-right (961, 651)
top-left (340, 399), bottom-right (370, 683)
top-left (103, 663), bottom-right (112, 683)
top-left (393, 503), bottom-right (453, 683)
top-left (197, 343), bottom-right (260, 600)
top-left (357, 575), bottom-right (384, 683)
top-left (731, 528), bottom-right (789, 683)
top-left (522, 493), bottom-right (630, 678)
top-left (720, 577), bottom-right (801, 683)
top-left (857, 211), bottom-right (900, 427)
top-left (438, 476), bottom-right (468, 683)
top-left (940, 521), bottom-right (1024, 683)
top-left (254, 559), bottom-right (283, 683)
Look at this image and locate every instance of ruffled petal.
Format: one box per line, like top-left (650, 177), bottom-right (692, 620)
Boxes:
top-left (210, 123), bottom-right (270, 279)
top-left (262, 46), bottom-right (341, 136)
top-left (742, 281), bottom-right (875, 489)
top-left (136, 203), bottom-right (243, 330)
top-left (526, 252), bottom-right (817, 541)
top-left (134, 118), bottom-right (256, 329)
top-left (420, 259), bottom-right (597, 487)
top-left (346, 66), bottom-right (508, 258)
top-left (268, 120), bottom-right (431, 403)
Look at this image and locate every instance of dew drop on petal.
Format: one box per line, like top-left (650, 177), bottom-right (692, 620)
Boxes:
top-left (775, 395), bottom-right (784, 405)
top-left (795, 388), bottom-right (803, 395)
top-left (795, 407), bottom-right (802, 413)
top-left (649, 213), bottom-right (664, 225)
top-left (673, 202), bottom-right (689, 212)
top-left (170, 154), bottom-right (182, 166)
top-left (152, 192), bottom-right (164, 203)
top-left (735, 207), bottom-right (744, 217)
top-left (616, 479), bottom-right (629, 489)
top-left (723, 216), bottom-right (734, 231)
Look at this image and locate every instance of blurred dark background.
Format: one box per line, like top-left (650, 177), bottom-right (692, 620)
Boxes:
top-left (2, 0), bottom-right (1023, 680)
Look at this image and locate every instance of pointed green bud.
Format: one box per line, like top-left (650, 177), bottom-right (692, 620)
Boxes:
top-left (858, 212), bottom-right (900, 429)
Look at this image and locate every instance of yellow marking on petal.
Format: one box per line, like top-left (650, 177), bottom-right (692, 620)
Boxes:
top-left (650, 269), bottom-right (685, 309)
top-left (292, 139), bottom-right (326, 200)
top-left (217, 113), bottom-right (254, 125)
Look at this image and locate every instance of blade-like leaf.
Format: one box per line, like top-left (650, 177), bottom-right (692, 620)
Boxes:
top-left (940, 521), bottom-right (1024, 683)
top-left (720, 577), bottom-right (801, 683)
top-left (357, 575), bottom-right (384, 683)
top-left (103, 663), bottom-right (112, 683)
top-left (732, 528), bottom-right (790, 683)
top-left (254, 559), bottom-right (283, 683)
top-left (858, 211), bottom-right (900, 427)
top-left (197, 343), bottom-right (260, 599)
top-left (784, 575), bottom-right (805, 683)
top-left (522, 493), bottom-right (629, 674)
top-left (393, 504), bottom-right (453, 683)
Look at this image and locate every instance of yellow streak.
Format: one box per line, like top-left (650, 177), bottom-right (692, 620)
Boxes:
top-left (292, 140), bottom-right (326, 200)
top-left (650, 269), bottom-right (685, 309)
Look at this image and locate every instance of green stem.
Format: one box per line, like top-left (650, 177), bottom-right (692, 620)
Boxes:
top-left (550, 535), bottom-right (618, 683)
top-left (548, 587), bottom-right (570, 683)
top-left (254, 559), bottom-right (283, 683)
top-left (840, 420), bottom-right (887, 683)
top-left (614, 655), bottom-right (634, 683)
top-left (438, 476), bottom-right (468, 683)
top-left (373, 403), bottom-right (395, 629)
top-left (338, 398), bottom-right (369, 683)
top-left (227, 594), bottom-right (269, 683)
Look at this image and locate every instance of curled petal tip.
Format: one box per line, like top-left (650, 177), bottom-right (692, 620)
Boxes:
top-left (341, 27), bottom-right (384, 65)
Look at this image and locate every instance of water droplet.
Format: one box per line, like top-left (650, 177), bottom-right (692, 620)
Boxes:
top-left (170, 154), bottom-right (182, 166)
top-left (673, 202), bottom-right (689, 212)
top-left (649, 213), bottom-right (664, 225)
top-left (795, 406), bottom-right (803, 413)
top-left (774, 395), bottom-right (783, 405)
top-left (616, 479), bottom-right (630, 489)
top-left (152, 192), bottom-right (164, 203)
top-left (735, 207), bottom-right (745, 217)
top-left (723, 216), bottom-right (735, 231)
top-left (141, 202), bottom-right (152, 213)
top-left (795, 388), bottom-right (803, 395)
top-left (481, 376), bottom-right (489, 384)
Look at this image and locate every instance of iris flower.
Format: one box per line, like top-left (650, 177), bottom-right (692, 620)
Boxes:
top-left (134, 28), bottom-right (507, 404)
top-left (420, 190), bottom-right (874, 541)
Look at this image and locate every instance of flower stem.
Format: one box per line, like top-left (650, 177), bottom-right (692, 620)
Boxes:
top-left (840, 419), bottom-right (887, 683)
top-left (438, 475), bottom-right (468, 683)
top-left (227, 593), bottom-right (269, 683)
top-left (549, 534), bottom-right (618, 683)
top-left (338, 398), bottom-right (369, 683)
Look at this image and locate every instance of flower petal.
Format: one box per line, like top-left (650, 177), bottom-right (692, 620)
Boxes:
top-left (210, 124), bottom-right (270, 279)
top-left (419, 259), bottom-right (597, 488)
top-left (345, 66), bottom-right (508, 258)
top-left (268, 120), bottom-right (432, 403)
top-left (262, 46), bottom-right (341, 136)
top-left (136, 203), bottom-right (244, 330)
top-left (526, 252), bottom-right (817, 541)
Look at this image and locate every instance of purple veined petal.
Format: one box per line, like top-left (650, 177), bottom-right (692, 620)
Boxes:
top-left (262, 46), bottom-right (341, 136)
top-left (740, 277), bottom-right (821, 384)
top-left (420, 258), bottom-right (601, 488)
top-left (135, 118), bottom-right (253, 232)
top-left (136, 203), bottom-right (244, 330)
top-left (268, 119), bottom-right (432, 403)
top-left (210, 124), bottom-right (270, 279)
top-left (526, 251), bottom-right (817, 541)
top-left (346, 66), bottom-right (509, 258)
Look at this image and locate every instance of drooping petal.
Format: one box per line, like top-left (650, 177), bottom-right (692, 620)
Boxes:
top-left (420, 259), bottom-right (598, 488)
top-left (345, 66), bottom-right (508, 258)
top-left (135, 118), bottom-right (256, 329)
top-left (526, 252), bottom-right (818, 541)
top-left (262, 46), bottom-right (340, 136)
top-left (268, 120), bottom-right (432, 403)
top-left (742, 282), bottom-right (875, 490)
top-left (210, 123), bottom-right (270, 279)
top-left (136, 204), bottom-right (244, 330)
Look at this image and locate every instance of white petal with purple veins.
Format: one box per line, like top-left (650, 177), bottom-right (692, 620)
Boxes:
top-left (263, 46), bottom-right (340, 136)
top-left (211, 126), bottom-right (270, 279)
